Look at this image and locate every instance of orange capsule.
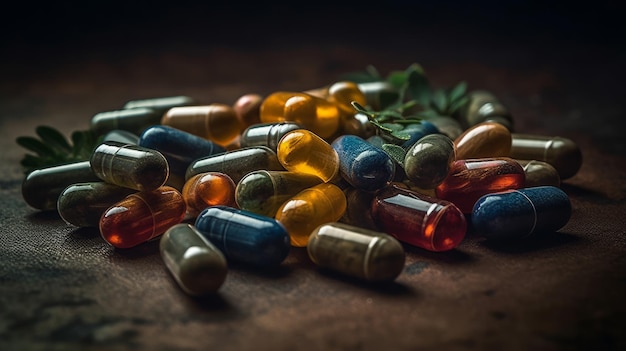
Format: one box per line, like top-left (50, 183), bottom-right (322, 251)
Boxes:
top-left (453, 121), bottom-right (511, 160)
top-left (161, 104), bottom-right (241, 147)
top-left (182, 172), bottom-right (237, 217)
top-left (276, 129), bottom-right (340, 183)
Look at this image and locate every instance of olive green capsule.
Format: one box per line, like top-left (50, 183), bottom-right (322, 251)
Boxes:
top-left (457, 90), bottom-right (514, 131)
top-left (160, 223), bottom-right (228, 296)
top-left (339, 186), bottom-right (379, 231)
top-left (510, 133), bottom-right (582, 180)
top-left (516, 159), bottom-right (561, 188)
top-left (424, 115), bottom-right (464, 140)
top-left (90, 107), bottom-right (163, 137)
top-left (57, 182), bottom-right (137, 227)
top-left (307, 222), bottom-right (405, 282)
top-left (102, 129), bottom-right (140, 145)
top-left (239, 122), bottom-right (302, 152)
top-left (404, 134), bottom-right (456, 189)
top-left (123, 95), bottom-right (195, 114)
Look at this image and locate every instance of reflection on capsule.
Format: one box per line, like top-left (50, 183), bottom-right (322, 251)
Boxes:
top-left (194, 206), bottom-right (291, 266)
top-left (276, 129), bottom-right (339, 183)
top-left (90, 141), bottom-right (169, 192)
top-left (182, 172), bottom-right (237, 217)
top-left (161, 104), bottom-right (241, 147)
top-left (516, 159), bottom-right (561, 188)
top-left (57, 182), bottom-right (136, 227)
top-left (453, 121), bottom-right (512, 160)
top-left (159, 223), bottom-right (227, 296)
top-left (90, 108), bottom-right (163, 137)
top-left (510, 133), bottom-right (582, 180)
top-left (403, 133), bottom-right (455, 190)
top-left (239, 122), bottom-right (302, 152)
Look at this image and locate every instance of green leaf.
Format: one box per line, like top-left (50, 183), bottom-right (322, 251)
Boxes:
top-left (406, 68), bottom-right (431, 107)
top-left (431, 89), bottom-right (447, 114)
top-left (386, 71), bottom-right (408, 90)
top-left (448, 81), bottom-right (467, 103)
top-left (380, 123), bottom-right (404, 132)
top-left (36, 125), bottom-right (72, 153)
top-left (390, 130), bottom-right (411, 141)
top-left (16, 136), bottom-right (56, 158)
top-left (448, 96), bottom-right (470, 115)
top-left (382, 143), bottom-right (407, 167)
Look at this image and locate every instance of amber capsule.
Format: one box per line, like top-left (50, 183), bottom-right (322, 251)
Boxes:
top-left (276, 129), bottom-right (340, 183)
top-left (371, 184), bottom-right (467, 252)
top-left (57, 182), bottom-right (137, 227)
top-left (123, 95), bottom-right (195, 114)
top-left (90, 108), bottom-right (163, 137)
top-left (403, 133), bottom-right (456, 190)
top-left (307, 222), bottom-right (405, 282)
top-left (509, 133), bottom-right (582, 180)
top-left (182, 172), bottom-right (237, 217)
top-left (239, 122), bottom-right (303, 152)
top-left (457, 90), bottom-right (514, 130)
top-left (235, 170), bottom-right (323, 217)
top-left (100, 186), bottom-right (186, 249)
top-left (161, 104), bottom-right (241, 147)
top-left (435, 157), bottom-right (526, 213)
top-left (90, 141), bottom-right (169, 191)
top-left (186, 146), bottom-right (284, 184)
top-left (159, 223), bottom-right (227, 296)
top-left (327, 81), bottom-right (367, 118)
top-left (453, 121), bottom-right (512, 160)
top-left (516, 159), bottom-right (561, 188)
top-left (275, 183), bottom-right (347, 247)
top-left (233, 93), bottom-right (263, 129)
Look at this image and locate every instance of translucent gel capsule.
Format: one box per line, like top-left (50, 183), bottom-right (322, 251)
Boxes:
top-left (400, 121), bottom-right (440, 150)
top-left (331, 134), bottom-right (395, 192)
top-left (239, 122), bottom-right (302, 152)
top-left (510, 133), bottom-right (582, 180)
top-left (22, 160), bottom-right (100, 211)
top-left (194, 205), bottom-right (291, 266)
top-left (276, 129), bottom-right (340, 183)
top-left (182, 172), bottom-right (237, 217)
top-left (233, 93), bottom-right (263, 129)
top-left (357, 81), bottom-right (400, 111)
top-left (159, 223), bottom-right (228, 296)
top-left (516, 159), bottom-right (561, 188)
top-left (339, 186), bottom-right (379, 231)
top-left (123, 95), bottom-right (195, 114)
top-left (275, 183), bottom-right (347, 247)
top-left (472, 186), bottom-right (572, 240)
top-left (307, 222), bottom-right (406, 282)
top-left (457, 90), bottom-right (514, 130)
top-left (435, 157), bottom-right (526, 214)
top-left (235, 170), bottom-right (323, 217)
top-left (90, 141), bottom-right (169, 192)
top-left (403, 133), bottom-right (456, 190)
top-left (161, 104), bottom-right (241, 147)
top-left (186, 146), bottom-right (284, 184)
top-left (453, 121), bottom-right (512, 160)
top-left (327, 81), bottom-right (367, 119)
top-left (371, 184), bottom-right (467, 252)
top-left (57, 182), bottom-right (136, 227)
top-left (100, 186), bottom-right (186, 249)
top-left (259, 91), bottom-right (340, 139)
top-left (90, 107), bottom-right (163, 137)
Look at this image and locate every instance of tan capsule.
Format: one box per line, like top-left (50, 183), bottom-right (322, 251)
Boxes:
top-left (307, 222), bottom-right (405, 282)
top-left (453, 121), bottom-right (511, 160)
top-left (510, 133), bottom-right (582, 180)
top-left (161, 104), bottom-right (241, 147)
top-left (233, 93), bottom-right (263, 129)
top-left (516, 159), bottom-right (561, 188)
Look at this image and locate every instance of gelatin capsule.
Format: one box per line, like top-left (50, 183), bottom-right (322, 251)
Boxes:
top-left (21, 160), bottom-right (100, 211)
top-left (357, 81), bottom-right (400, 111)
top-left (403, 133), bottom-right (456, 190)
top-left (307, 222), bottom-right (405, 282)
top-left (331, 134), bottom-right (395, 192)
top-left (102, 129), bottom-right (140, 145)
top-left (472, 186), bottom-right (572, 240)
top-left (275, 183), bottom-right (347, 247)
top-left (276, 129), bottom-right (340, 183)
top-left (327, 81), bottom-right (367, 119)
top-left (159, 223), bottom-right (228, 296)
top-left (435, 157), bottom-right (525, 214)
top-left (161, 104), bottom-right (241, 147)
top-left (57, 181), bottom-right (136, 227)
top-left (338, 186), bottom-right (379, 231)
top-left (453, 121), bottom-right (512, 160)
top-left (186, 146), bottom-right (284, 184)
top-left (509, 133), bottom-right (582, 180)
top-left (458, 90), bottom-right (514, 130)
top-left (194, 205), bottom-right (291, 266)
top-left (371, 184), bottom-right (467, 252)
top-left (239, 122), bottom-right (303, 152)
top-left (341, 112), bottom-right (376, 139)
top-left (233, 93), bottom-right (263, 129)
top-left (90, 107), bottom-right (163, 137)
top-left (182, 172), bottom-right (237, 217)
top-left (424, 115), bottom-right (464, 140)
top-left (516, 159), bottom-right (561, 188)
top-left (400, 121), bottom-right (440, 150)
top-left (235, 170), bottom-right (323, 217)
top-left (90, 141), bottom-right (169, 192)
top-left (100, 186), bottom-right (186, 249)
top-left (123, 95), bottom-right (195, 114)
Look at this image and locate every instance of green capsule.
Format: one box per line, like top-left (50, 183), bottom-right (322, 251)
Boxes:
top-left (403, 134), bottom-right (455, 189)
top-left (516, 159), bottom-right (561, 188)
top-left (123, 95), bottom-right (195, 114)
top-left (90, 107), bottom-right (163, 137)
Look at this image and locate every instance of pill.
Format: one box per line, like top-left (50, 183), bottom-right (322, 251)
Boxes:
top-left (239, 122), bottom-right (302, 152)
top-left (326, 81), bottom-right (367, 119)
top-left (341, 112), bottom-right (376, 139)
top-left (356, 81), bottom-right (400, 111)
top-left (161, 104), bottom-right (241, 147)
top-left (90, 107), bottom-right (163, 137)
top-left (424, 115), bottom-right (464, 140)
top-left (453, 121), bottom-right (512, 160)
top-left (338, 186), bottom-right (379, 231)
top-left (276, 129), bottom-right (340, 183)
top-left (516, 159), bottom-right (561, 188)
top-left (458, 90), bottom-right (514, 130)
top-left (182, 172), bottom-right (237, 217)
top-left (233, 93), bottom-right (263, 129)
top-left (403, 133), bottom-right (456, 190)
top-left (510, 133), bottom-right (582, 180)
top-left (400, 121), bottom-right (440, 150)
top-left (102, 129), bottom-right (140, 145)
top-left (123, 95), bottom-right (195, 114)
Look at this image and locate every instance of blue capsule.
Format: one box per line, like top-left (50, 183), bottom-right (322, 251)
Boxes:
top-left (194, 206), bottom-right (291, 266)
top-left (400, 120), bottom-right (440, 149)
top-left (471, 185), bottom-right (572, 240)
top-left (331, 134), bottom-right (395, 192)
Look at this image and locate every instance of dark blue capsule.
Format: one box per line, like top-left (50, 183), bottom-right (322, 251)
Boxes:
top-left (331, 134), bottom-right (395, 192)
top-left (400, 121), bottom-right (440, 150)
top-left (194, 206), bottom-right (291, 266)
top-left (471, 185), bottom-right (571, 240)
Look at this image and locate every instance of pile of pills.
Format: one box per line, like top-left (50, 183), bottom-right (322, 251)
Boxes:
top-left (21, 80), bottom-right (582, 296)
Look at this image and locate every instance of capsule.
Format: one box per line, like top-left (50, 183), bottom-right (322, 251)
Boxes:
top-left (472, 186), bottom-right (572, 240)
top-left (307, 222), bottom-right (405, 282)
top-left (159, 223), bottom-right (227, 296)
top-left (341, 112), bottom-right (377, 139)
top-left (276, 129), bottom-right (340, 183)
top-left (510, 133), bottom-right (582, 180)
top-left (90, 141), bottom-right (169, 192)
top-left (194, 205), bottom-right (291, 266)
top-left (161, 104), bottom-right (241, 147)
top-left (235, 170), bottom-right (323, 217)
top-left (275, 183), bottom-right (347, 247)
top-left (182, 172), bottom-right (237, 217)
top-left (453, 121), bottom-right (512, 160)
top-left (400, 121), bottom-right (440, 150)
top-left (57, 181), bottom-right (137, 227)
top-left (260, 91), bottom-right (340, 139)
top-left (102, 129), bottom-right (140, 145)
top-left (239, 122), bottom-right (303, 152)
top-left (123, 95), bottom-right (195, 114)
top-left (21, 160), bottom-right (100, 211)
top-left (327, 81), bottom-right (367, 118)
top-left (233, 93), bottom-right (263, 129)
top-left (331, 134), bottom-right (395, 192)
top-left (403, 133), bottom-right (456, 190)
top-left (90, 107), bottom-right (163, 137)
top-left (424, 115), bottom-right (464, 140)
top-left (371, 184), bottom-right (467, 252)
top-left (516, 159), bottom-right (561, 188)
top-left (435, 157), bottom-right (525, 214)
top-left (186, 146), bottom-right (284, 184)
top-left (357, 81), bottom-right (400, 111)
top-left (100, 186), bottom-right (186, 249)
top-left (457, 90), bottom-right (514, 130)
top-left (338, 186), bottom-right (379, 231)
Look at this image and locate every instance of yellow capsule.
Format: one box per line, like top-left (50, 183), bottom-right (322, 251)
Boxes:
top-left (327, 81), bottom-right (367, 117)
top-left (453, 121), bottom-right (511, 160)
top-left (276, 129), bottom-right (340, 183)
top-left (161, 104), bottom-right (241, 147)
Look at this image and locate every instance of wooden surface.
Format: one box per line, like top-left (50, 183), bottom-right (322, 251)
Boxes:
top-left (1, 3), bottom-right (625, 351)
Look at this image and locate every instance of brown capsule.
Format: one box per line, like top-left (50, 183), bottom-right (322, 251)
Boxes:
top-left (458, 90), bottom-right (514, 130)
top-left (516, 159), bottom-right (561, 188)
top-left (233, 93), bottom-right (263, 130)
top-left (161, 104), bottom-right (241, 147)
top-left (510, 133), bottom-right (582, 180)
top-left (454, 121), bottom-right (511, 160)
